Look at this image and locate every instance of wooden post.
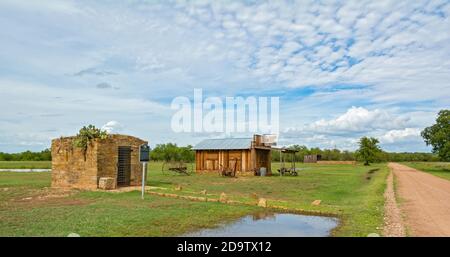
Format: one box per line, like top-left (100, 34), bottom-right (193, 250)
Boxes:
top-left (251, 147), bottom-right (256, 173)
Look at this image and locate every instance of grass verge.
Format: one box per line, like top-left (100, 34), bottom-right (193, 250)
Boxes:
top-left (402, 162), bottom-right (450, 181)
top-left (0, 161), bottom-right (388, 236)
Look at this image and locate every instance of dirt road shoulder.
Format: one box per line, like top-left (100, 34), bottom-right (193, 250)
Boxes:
top-left (388, 162), bottom-right (450, 236)
top-left (383, 167), bottom-right (405, 237)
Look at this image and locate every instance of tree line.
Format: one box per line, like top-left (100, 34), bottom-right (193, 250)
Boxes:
top-left (271, 145), bottom-right (439, 163)
top-left (149, 143), bottom-right (195, 162)
top-left (148, 142), bottom-right (437, 163)
top-left (0, 149), bottom-right (51, 161)
top-left (1, 109), bottom-right (447, 164)
top-left (0, 145), bottom-right (437, 163)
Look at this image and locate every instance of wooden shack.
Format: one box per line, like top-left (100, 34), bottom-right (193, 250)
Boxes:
top-left (193, 135), bottom-right (272, 175)
top-left (51, 134), bottom-right (147, 190)
top-left (304, 154), bottom-right (322, 163)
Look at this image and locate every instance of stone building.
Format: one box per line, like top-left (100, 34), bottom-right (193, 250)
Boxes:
top-left (51, 134), bottom-right (147, 190)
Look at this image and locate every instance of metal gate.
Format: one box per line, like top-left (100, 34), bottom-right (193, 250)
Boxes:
top-left (117, 146), bottom-right (131, 186)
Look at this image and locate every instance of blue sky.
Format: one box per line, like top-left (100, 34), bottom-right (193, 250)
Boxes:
top-left (1, 0), bottom-right (449, 153)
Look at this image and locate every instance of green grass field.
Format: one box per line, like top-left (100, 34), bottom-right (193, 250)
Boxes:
top-left (402, 162), bottom-right (450, 181)
top-left (150, 162), bottom-right (388, 236)
top-left (0, 161), bottom-right (51, 169)
top-left (0, 161), bottom-right (388, 236)
top-left (0, 171), bottom-right (258, 237)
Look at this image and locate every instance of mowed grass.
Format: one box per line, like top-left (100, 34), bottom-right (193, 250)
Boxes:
top-left (0, 171), bottom-right (258, 237)
top-left (148, 161), bottom-right (388, 236)
top-left (0, 161), bottom-right (51, 169)
top-left (0, 161), bottom-right (388, 236)
top-left (402, 162), bottom-right (450, 181)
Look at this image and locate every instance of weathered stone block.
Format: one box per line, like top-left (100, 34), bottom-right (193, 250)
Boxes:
top-left (219, 192), bottom-right (228, 203)
top-left (258, 198), bottom-right (267, 207)
top-left (312, 200), bottom-right (321, 206)
top-left (98, 177), bottom-right (116, 190)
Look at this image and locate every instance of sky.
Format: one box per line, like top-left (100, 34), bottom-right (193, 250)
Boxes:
top-left (0, 0), bottom-right (449, 153)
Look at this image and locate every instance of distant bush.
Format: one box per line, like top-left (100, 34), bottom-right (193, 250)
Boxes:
top-left (270, 144), bottom-right (438, 163)
top-left (0, 142), bottom-right (195, 163)
top-left (0, 149), bottom-right (51, 161)
top-left (0, 142), bottom-right (438, 163)
top-left (150, 143), bottom-right (194, 162)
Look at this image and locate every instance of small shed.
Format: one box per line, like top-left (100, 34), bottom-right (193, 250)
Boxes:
top-left (51, 134), bottom-right (147, 190)
top-left (193, 135), bottom-right (272, 175)
top-left (304, 154), bottom-right (322, 163)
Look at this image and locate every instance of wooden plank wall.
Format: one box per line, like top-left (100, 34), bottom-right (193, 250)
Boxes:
top-left (195, 149), bottom-right (271, 174)
top-left (196, 150), bottom-right (253, 173)
top-left (304, 155), bottom-right (318, 163)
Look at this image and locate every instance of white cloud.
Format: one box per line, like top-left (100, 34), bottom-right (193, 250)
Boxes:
top-left (307, 107), bottom-right (409, 134)
top-left (0, 0), bottom-right (448, 152)
top-left (380, 128), bottom-right (422, 144)
top-left (102, 121), bottom-right (123, 133)
top-left (282, 107), bottom-right (429, 151)
top-left (165, 0), bottom-right (450, 104)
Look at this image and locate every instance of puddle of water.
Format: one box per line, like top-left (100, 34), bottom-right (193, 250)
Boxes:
top-left (182, 212), bottom-right (338, 237)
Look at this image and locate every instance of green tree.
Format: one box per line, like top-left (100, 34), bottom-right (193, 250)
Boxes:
top-left (179, 145), bottom-right (195, 162)
top-left (149, 143), bottom-right (194, 162)
top-left (342, 150), bottom-right (355, 161)
top-left (421, 110), bottom-right (450, 161)
top-left (288, 145), bottom-right (308, 162)
top-left (356, 137), bottom-right (382, 166)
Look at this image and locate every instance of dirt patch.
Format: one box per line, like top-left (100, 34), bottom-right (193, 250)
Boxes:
top-left (389, 162), bottom-right (450, 236)
top-left (9, 187), bottom-right (90, 207)
top-left (383, 169), bottom-right (405, 237)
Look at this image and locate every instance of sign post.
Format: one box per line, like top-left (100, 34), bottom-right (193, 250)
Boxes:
top-left (141, 162), bottom-right (146, 199)
top-left (139, 144), bottom-right (150, 199)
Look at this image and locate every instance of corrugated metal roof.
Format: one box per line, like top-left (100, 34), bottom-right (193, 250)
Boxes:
top-left (193, 138), bottom-right (252, 150)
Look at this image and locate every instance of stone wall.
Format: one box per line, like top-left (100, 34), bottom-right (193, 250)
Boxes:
top-left (51, 134), bottom-right (147, 190)
top-left (97, 134), bottom-right (146, 187)
top-left (51, 137), bottom-right (99, 189)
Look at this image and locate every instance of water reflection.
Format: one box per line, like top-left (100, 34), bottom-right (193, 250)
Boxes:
top-left (182, 212), bottom-right (338, 237)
